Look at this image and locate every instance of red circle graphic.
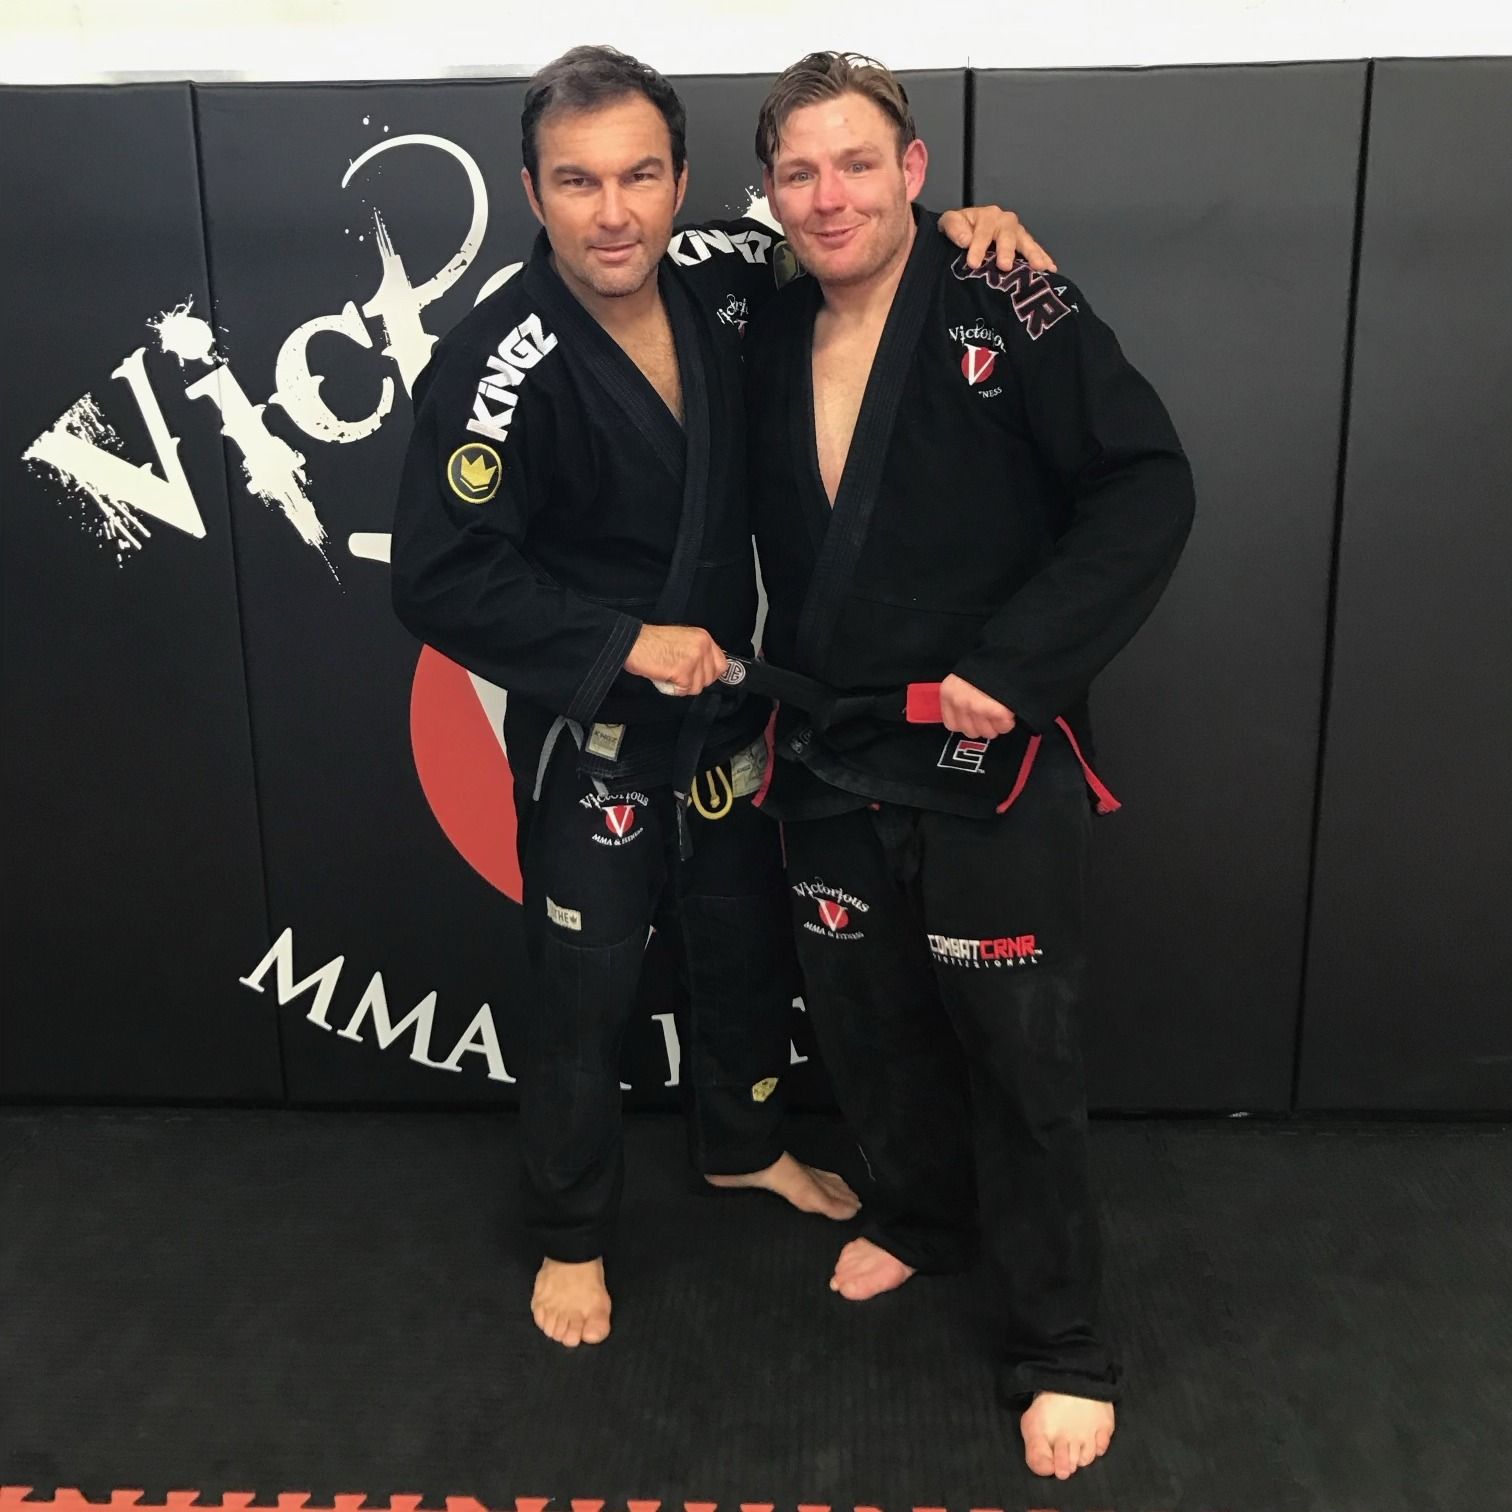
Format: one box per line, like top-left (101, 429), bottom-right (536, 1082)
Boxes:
top-left (408, 646), bottom-right (522, 901)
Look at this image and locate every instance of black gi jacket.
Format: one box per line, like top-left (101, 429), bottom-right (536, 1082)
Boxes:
top-left (747, 207), bottom-right (1196, 818)
top-left (392, 217), bottom-right (786, 782)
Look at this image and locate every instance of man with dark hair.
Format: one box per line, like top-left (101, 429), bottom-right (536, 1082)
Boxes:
top-left (391, 43), bottom-right (1051, 1351)
top-left (744, 51), bottom-right (1195, 1482)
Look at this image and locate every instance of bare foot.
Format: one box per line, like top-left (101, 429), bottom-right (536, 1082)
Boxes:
top-left (828, 1235), bottom-right (916, 1300)
top-left (1020, 1391), bottom-right (1116, 1479)
top-left (705, 1151), bottom-right (861, 1220)
top-left (530, 1257), bottom-right (612, 1348)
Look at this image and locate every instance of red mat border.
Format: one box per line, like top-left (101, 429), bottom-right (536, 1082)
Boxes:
top-left (1, 1492), bottom-right (1131, 1512)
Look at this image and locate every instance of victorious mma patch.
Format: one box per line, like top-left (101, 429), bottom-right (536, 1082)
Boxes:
top-left (446, 443), bottom-right (502, 503)
top-left (951, 320), bottom-right (1006, 394)
top-left (792, 878), bottom-right (869, 941)
top-left (579, 789), bottom-right (650, 847)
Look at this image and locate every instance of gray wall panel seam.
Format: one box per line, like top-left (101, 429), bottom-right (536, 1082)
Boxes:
top-left (187, 81), bottom-right (289, 1107)
top-left (1291, 59), bottom-right (1376, 1113)
top-left (963, 67), bottom-right (975, 206)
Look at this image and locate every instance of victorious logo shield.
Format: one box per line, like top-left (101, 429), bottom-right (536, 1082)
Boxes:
top-left (793, 879), bottom-right (868, 941)
top-left (961, 344), bottom-right (998, 385)
top-left (581, 790), bottom-right (649, 847)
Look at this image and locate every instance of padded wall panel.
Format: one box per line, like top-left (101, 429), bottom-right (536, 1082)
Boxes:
top-left (0, 85), bottom-right (279, 1099)
top-left (193, 81), bottom-right (546, 1104)
top-left (973, 64), bottom-right (1367, 1108)
top-left (1299, 58), bottom-right (1512, 1111)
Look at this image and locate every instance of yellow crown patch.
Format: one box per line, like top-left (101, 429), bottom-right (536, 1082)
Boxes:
top-left (447, 443), bottom-right (502, 502)
top-left (751, 1076), bottom-right (779, 1104)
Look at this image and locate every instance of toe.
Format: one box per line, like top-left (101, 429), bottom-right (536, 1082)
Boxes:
top-left (1095, 1425), bottom-right (1114, 1456)
top-left (562, 1313), bottom-right (585, 1348)
top-left (1076, 1436), bottom-right (1096, 1468)
top-left (1023, 1435), bottom-right (1055, 1477)
top-left (1053, 1437), bottom-right (1074, 1479)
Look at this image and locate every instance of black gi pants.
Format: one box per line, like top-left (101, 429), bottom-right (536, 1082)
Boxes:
top-left (512, 723), bottom-right (791, 1263)
top-left (782, 738), bottom-right (1122, 1407)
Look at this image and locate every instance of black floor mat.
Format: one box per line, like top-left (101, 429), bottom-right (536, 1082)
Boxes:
top-left (2, 1110), bottom-right (1509, 1511)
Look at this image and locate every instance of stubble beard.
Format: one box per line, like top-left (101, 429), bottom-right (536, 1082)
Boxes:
top-left (807, 199), bottom-right (913, 290)
top-left (579, 234), bottom-right (671, 301)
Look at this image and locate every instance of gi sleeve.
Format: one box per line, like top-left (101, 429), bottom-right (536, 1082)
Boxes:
top-left (389, 334), bottom-right (642, 724)
top-left (951, 269), bottom-right (1196, 731)
top-left (670, 215), bottom-right (798, 321)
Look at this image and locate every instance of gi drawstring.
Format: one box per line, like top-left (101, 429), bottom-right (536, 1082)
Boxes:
top-left (995, 736), bottom-right (1044, 814)
top-left (994, 720), bottom-right (1120, 814)
top-left (1054, 716), bottom-right (1121, 814)
top-left (670, 688), bottom-right (724, 859)
top-left (531, 715), bottom-right (606, 801)
top-left (751, 705), bottom-right (779, 810)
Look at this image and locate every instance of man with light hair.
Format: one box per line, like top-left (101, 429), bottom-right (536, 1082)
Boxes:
top-left (745, 50), bottom-right (1195, 1481)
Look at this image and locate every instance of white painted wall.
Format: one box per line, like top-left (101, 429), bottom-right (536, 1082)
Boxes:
top-left (3, 0), bottom-right (1510, 83)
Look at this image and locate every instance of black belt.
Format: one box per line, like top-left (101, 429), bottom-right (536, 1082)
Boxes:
top-left (714, 656), bottom-right (947, 730)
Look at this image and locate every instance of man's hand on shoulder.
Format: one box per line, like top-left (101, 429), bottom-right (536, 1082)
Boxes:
top-left (939, 673), bottom-right (1017, 740)
top-left (624, 624), bottom-right (728, 695)
top-left (939, 205), bottom-right (1057, 274)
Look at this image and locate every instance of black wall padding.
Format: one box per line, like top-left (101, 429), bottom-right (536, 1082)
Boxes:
top-left (972, 65), bottom-right (1368, 1109)
top-left (5, 63), bottom-right (1510, 1115)
top-left (1299, 58), bottom-right (1512, 1111)
top-left (0, 85), bottom-right (280, 1099)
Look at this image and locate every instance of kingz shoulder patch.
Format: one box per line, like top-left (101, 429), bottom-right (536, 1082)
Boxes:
top-left (951, 251), bottom-right (1074, 341)
top-left (467, 313), bottom-right (557, 446)
top-left (446, 442), bottom-right (501, 503)
top-left (668, 224), bottom-right (774, 267)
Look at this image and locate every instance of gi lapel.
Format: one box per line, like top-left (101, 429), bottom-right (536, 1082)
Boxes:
top-left (523, 231), bottom-right (686, 485)
top-left (522, 232), bottom-right (712, 625)
top-left (649, 265), bottom-right (713, 625)
top-left (793, 208), bottom-right (950, 677)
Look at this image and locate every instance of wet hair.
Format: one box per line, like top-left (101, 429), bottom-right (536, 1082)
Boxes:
top-left (755, 51), bottom-right (916, 170)
top-left (521, 45), bottom-right (688, 183)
